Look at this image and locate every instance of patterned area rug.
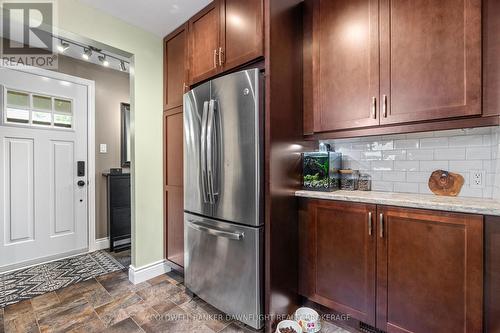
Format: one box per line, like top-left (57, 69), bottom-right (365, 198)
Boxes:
top-left (0, 250), bottom-right (124, 308)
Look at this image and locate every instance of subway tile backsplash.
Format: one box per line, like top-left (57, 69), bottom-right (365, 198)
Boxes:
top-left (321, 127), bottom-right (500, 199)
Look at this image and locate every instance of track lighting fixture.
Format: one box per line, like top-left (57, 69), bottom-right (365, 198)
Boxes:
top-left (57, 40), bottom-right (70, 53)
top-left (52, 37), bottom-right (129, 71)
top-left (98, 55), bottom-right (109, 67)
top-left (82, 47), bottom-right (92, 60)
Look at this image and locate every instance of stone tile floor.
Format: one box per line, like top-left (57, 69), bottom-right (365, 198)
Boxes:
top-left (0, 268), bottom-right (354, 333)
top-left (108, 250), bottom-right (131, 268)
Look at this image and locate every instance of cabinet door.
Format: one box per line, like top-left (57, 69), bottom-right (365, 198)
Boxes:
top-left (164, 24), bottom-right (188, 111)
top-left (165, 110), bottom-right (183, 186)
top-left (301, 200), bottom-right (377, 326)
top-left (376, 206), bottom-right (483, 333)
top-left (309, 0), bottom-right (380, 132)
top-left (189, 1), bottom-right (221, 85)
top-left (166, 186), bottom-right (184, 267)
top-left (220, 0), bottom-right (263, 71)
top-left (379, 0), bottom-right (482, 125)
top-left (164, 107), bottom-right (184, 267)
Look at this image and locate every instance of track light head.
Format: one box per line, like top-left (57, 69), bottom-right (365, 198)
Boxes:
top-left (98, 55), bottom-right (109, 67)
top-left (57, 40), bottom-right (70, 53)
top-left (82, 47), bottom-right (92, 60)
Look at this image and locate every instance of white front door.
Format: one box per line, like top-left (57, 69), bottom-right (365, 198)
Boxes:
top-left (0, 67), bottom-right (89, 272)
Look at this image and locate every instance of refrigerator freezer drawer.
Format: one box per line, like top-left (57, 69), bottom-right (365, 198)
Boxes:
top-left (184, 213), bottom-right (263, 329)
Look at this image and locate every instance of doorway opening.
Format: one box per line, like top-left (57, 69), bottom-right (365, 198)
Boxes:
top-left (0, 32), bottom-right (134, 275)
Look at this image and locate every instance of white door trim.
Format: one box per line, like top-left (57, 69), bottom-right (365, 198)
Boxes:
top-left (3, 65), bottom-right (98, 252)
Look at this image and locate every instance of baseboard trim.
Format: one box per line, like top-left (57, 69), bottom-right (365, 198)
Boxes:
top-left (94, 237), bottom-right (110, 251)
top-left (128, 259), bottom-right (171, 284)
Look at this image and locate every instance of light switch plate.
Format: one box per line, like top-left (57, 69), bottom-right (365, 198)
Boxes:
top-left (100, 144), bottom-right (107, 153)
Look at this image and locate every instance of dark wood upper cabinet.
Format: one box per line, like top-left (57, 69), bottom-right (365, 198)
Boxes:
top-left (220, 0), bottom-right (264, 72)
top-left (483, 0), bottom-right (500, 117)
top-left (379, 0), bottom-right (482, 125)
top-left (299, 200), bottom-right (377, 326)
top-left (376, 206), bottom-right (483, 333)
top-left (164, 24), bottom-right (188, 111)
top-left (307, 0), bottom-right (380, 132)
top-left (305, 0), bottom-right (484, 136)
top-left (188, 0), bottom-right (263, 85)
top-left (188, 1), bottom-right (221, 84)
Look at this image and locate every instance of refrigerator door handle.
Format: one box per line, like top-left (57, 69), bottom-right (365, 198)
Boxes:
top-left (187, 220), bottom-right (244, 240)
top-left (200, 100), bottom-right (210, 203)
top-left (207, 99), bottom-right (218, 204)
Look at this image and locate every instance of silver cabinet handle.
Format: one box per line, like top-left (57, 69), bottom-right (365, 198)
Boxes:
top-left (200, 101), bottom-right (210, 203)
top-left (382, 95), bottom-right (388, 118)
top-left (213, 49), bottom-right (218, 68)
top-left (188, 221), bottom-right (244, 240)
top-left (218, 47), bottom-right (224, 67)
top-left (379, 213), bottom-right (384, 238)
top-left (368, 212), bottom-right (372, 236)
top-left (371, 97), bottom-right (377, 119)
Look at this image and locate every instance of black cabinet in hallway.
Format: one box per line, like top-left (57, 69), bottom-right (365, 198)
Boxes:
top-left (104, 172), bottom-right (131, 251)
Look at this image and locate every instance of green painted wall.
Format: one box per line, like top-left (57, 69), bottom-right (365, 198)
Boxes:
top-left (55, 0), bottom-right (163, 267)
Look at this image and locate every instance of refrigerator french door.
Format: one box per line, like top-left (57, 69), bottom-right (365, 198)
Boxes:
top-left (183, 68), bottom-right (263, 329)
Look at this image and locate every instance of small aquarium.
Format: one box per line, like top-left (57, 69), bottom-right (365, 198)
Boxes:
top-left (302, 151), bottom-right (342, 191)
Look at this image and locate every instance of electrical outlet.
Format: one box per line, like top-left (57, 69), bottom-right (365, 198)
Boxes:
top-left (470, 170), bottom-right (486, 189)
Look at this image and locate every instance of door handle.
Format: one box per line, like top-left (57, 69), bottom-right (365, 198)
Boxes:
top-left (201, 101), bottom-right (210, 203)
top-left (188, 221), bottom-right (244, 240)
top-left (77, 180), bottom-right (86, 187)
top-left (382, 95), bottom-right (388, 118)
top-left (368, 212), bottom-right (372, 236)
top-left (371, 97), bottom-right (376, 119)
top-left (213, 49), bottom-right (218, 68)
top-left (206, 99), bottom-right (218, 204)
top-left (218, 47), bottom-right (224, 67)
top-left (379, 213), bottom-right (384, 238)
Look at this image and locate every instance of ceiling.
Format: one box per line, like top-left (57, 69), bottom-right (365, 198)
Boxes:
top-left (79, 0), bottom-right (212, 37)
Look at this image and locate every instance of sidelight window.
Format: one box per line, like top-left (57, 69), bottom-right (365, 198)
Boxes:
top-left (3, 89), bottom-right (73, 129)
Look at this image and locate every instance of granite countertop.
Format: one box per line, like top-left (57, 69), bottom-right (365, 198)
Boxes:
top-left (295, 190), bottom-right (500, 216)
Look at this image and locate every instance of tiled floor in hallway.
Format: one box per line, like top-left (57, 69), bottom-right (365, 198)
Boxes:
top-left (0, 269), bottom-right (354, 333)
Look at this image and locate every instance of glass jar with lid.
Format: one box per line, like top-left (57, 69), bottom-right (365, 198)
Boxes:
top-left (339, 169), bottom-right (359, 191)
top-left (358, 174), bottom-right (371, 191)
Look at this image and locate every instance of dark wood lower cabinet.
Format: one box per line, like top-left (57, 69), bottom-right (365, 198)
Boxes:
top-left (164, 107), bottom-right (184, 269)
top-left (376, 206), bottom-right (483, 333)
top-left (299, 199), bottom-right (484, 333)
top-left (485, 216), bottom-right (500, 332)
top-left (165, 186), bottom-right (184, 267)
top-left (299, 200), bottom-right (377, 326)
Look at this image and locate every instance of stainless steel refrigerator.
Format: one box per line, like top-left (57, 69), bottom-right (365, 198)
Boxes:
top-left (183, 68), bottom-right (263, 329)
